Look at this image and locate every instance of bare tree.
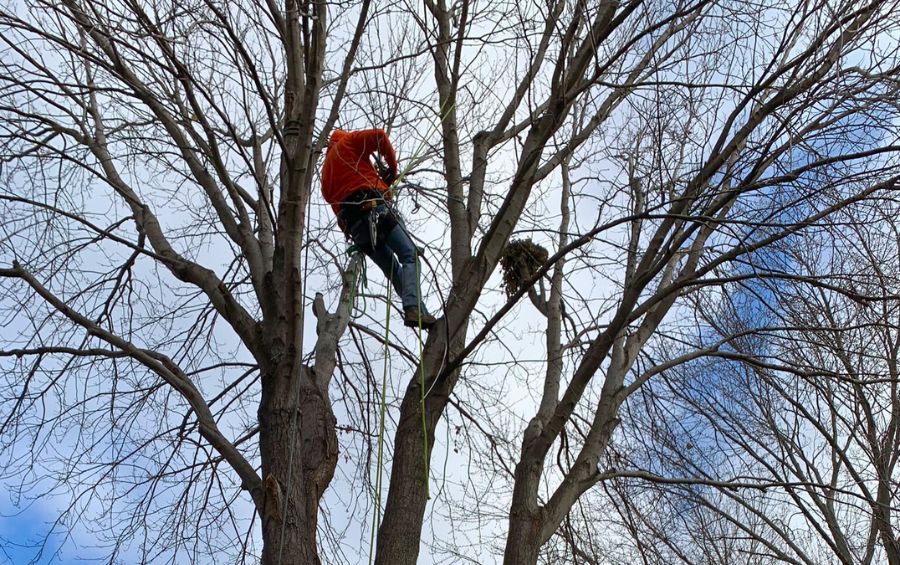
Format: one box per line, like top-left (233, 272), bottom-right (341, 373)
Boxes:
top-left (1, 0), bottom-right (900, 564)
top-left (379, 1), bottom-right (900, 563)
top-left (607, 199), bottom-right (900, 565)
top-left (0, 0), bottom-right (368, 562)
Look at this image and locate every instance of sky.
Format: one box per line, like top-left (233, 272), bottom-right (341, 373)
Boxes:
top-left (0, 495), bottom-right (106, 565)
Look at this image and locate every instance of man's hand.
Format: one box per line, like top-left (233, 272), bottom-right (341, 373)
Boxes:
top-left (374, 154), bottom-right (397, 185)
top-left (381, 167), bottom-right (397, 185)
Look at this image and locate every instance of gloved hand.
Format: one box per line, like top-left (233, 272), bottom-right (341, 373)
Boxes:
top-left (374, 154), bottom-right (397, 185)
top-left (379, 165), bottom-right (397, 186)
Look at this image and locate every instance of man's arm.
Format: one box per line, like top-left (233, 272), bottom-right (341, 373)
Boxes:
top-left (349, 128), bottom-right (398, 175)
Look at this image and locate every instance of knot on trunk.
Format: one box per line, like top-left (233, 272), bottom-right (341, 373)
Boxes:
top-left (263, 473), bottom-right (284, 524)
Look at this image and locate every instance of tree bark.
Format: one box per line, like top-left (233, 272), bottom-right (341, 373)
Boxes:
top-left (258, 365), bottom-right (337, 565)
top-left (375, 323), bottom-right (462, 565)
top-left (875, 462), bottom-right (900, 565)
top-left (503, 458), bottom-right (544, 565)
top-left (374, 386), bottom-right (438, 565)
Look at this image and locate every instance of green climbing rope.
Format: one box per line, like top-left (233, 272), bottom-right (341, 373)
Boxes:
top-left (385, 98), bottom-right (456, 200)
top-left (416, 249), bottom-right (430, 500)
top-left (368, 261), bottom-right (392, 565)
top-left (363, 102), bottom-right (454, 561)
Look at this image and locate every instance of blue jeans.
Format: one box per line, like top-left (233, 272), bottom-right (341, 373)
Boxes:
top-left (348, 206), bottom-right (430, 313)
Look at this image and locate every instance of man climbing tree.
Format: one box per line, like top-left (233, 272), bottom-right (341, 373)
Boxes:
top-left (321, 128), bottom-right (437, 329)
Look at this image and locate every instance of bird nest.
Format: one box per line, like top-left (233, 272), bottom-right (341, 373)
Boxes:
top-left (499, 239), bottom-right (549, 298)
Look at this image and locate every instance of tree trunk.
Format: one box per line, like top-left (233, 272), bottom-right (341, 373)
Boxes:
top-left (876, 465), bottom-right (900, 565)
top-left (374, 382), bottom-right (440, 565)
top-left (503, 457), bottom-right (544, 565)
top-left (258, 365), bottom-right (338, 565)
top-left (374, 263), bottom-right (485, 563)
top-left (503, 522), bottom-right (542, 565)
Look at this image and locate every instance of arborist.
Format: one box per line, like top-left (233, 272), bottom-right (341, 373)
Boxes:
top-left (321, 128), bottom-right (437, 329)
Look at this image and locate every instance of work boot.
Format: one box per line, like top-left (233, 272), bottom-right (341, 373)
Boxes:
top-left (403, 306), bottom-right (437, 329)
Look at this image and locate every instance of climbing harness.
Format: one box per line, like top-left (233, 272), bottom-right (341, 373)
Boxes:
top-left (368, 209), bottom-right (380, 252)
top-left (368, 204), bottom-right (391, 253)
top-left (346, 244), bottom-right (368, 318)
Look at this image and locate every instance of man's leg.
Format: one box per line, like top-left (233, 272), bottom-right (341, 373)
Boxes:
top-left (381, 222), bottom-right (434, 321)
top-left (348, 218), bottom-right (403, 295)
top-left (368, 245), bottom-right (404, 298)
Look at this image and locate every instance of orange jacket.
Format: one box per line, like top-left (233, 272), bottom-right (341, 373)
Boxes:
top-left (321, 129), bottom-right (398, 217)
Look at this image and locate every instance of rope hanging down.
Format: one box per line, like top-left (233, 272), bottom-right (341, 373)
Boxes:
top-left (364, 249), bottom-right (433, 564)
top-left (368, 260), bottom-right (393, 565)
top-left (416, 249), bottom-right (430, 500)
top-left (363, 102), bottom-right (457, 561)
